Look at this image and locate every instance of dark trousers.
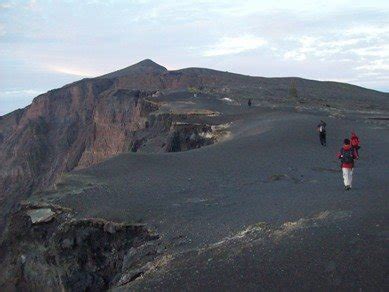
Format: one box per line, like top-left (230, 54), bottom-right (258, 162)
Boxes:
top-left (319, 132), bottom-right (326, 146)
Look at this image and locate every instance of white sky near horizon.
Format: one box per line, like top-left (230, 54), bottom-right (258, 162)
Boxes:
top-left (0, 0), bottom-right (388, 115)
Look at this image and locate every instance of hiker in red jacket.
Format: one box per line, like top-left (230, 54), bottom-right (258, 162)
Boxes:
top-left (337, 138), bottom-right (358, 191)
top-left (350, 131), bottom-right (360, 157)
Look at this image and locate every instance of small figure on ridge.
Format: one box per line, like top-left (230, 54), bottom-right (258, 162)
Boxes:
top-left (317, 120), bottom-right (327, 146)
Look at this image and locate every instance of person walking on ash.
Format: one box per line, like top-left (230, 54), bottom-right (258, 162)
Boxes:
top-left (317, 120), bottom-right (327, 146)
top-left (350, 131), bottom-right (360, 157)
top-left (337, 138), bottom-right (358, 191)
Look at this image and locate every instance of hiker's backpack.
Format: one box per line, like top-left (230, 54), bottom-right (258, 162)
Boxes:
top-left (341, 148), bottom-right (354, 164)
top-left (351, 136), bottom-right (359, 147)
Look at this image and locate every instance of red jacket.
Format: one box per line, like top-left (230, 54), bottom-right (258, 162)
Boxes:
top-left (351, 132), bottom-right (360, 148)
top-left (337, 145), bottom-right (357, 169)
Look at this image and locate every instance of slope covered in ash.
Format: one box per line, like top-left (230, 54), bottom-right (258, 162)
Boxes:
top-left (1, 59), bottom-right (387, 211)
top-left (1, 89), bottom-right (388, 290)
top-left (0, 59), bottom-right (388, 289)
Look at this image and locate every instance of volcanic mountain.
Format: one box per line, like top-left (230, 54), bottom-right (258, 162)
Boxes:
top-left (0, 59), bottom-right (388, 290)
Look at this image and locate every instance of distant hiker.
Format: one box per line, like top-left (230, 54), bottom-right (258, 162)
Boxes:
top-left (337, 138), bottom-right (358, 191)
top-left (350, 131), bottom-right (360, 157)
top-left (248, 99), bottom-right (252, 107)
top-left (317, 120), bottom-right (327, 146)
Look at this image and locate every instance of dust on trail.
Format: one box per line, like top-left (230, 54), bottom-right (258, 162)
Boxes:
top-left (201, 210), bottom-right (352, 251)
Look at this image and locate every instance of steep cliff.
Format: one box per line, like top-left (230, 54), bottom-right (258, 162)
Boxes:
top-left (0, 77), bottom-right (162, 231)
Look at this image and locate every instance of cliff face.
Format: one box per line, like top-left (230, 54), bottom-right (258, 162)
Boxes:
top-left (0, 77), bottom-right (163, 229)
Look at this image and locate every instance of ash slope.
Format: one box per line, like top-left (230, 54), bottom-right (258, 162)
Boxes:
top-left (2, 58), bottom-right (387, 238)
top-left (29, 95), bottom-right (389, 290)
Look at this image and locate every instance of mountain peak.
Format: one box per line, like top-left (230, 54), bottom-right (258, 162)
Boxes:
top-left (100, 59), bottom-right (167, 79)
top-left (135, 59), bottom-right (164, 67)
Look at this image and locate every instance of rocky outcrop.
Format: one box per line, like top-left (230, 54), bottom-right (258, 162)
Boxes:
top-left (165, 122), bottom-right (214, 152)
top-left (165, 121), bottom-right (231, 153)
top-left (0, 203), bottom-right (160, 291)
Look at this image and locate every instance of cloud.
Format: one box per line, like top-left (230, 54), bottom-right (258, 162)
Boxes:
top-left (283, 36), bottom-right (315, 61)
top-left (284, 51), bottom-right (306, 61)
top-left (0, 2), bottom-right (13, 9)
top-left (0, 89), bottom-right (42, 97)
top-left (282, 24), bottom-right (389, 61)
top-left (356, 59), bottom-right (389, 72)
top-left (345, 25), bottom-right (389, 38)
top-left (45, 65), bottom-right (102, 77)
top-left (0, 0), bottom-right (39, 11)
top-left (283, 35), bottom-right (364, 61)
top-left (351, 44), bottom-right (389, 58)
top-left (203, 35), bottom-right (267, 57)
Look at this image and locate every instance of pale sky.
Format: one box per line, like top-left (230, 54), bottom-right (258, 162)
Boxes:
top-left (1, 0), bottom-right (388, 115)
